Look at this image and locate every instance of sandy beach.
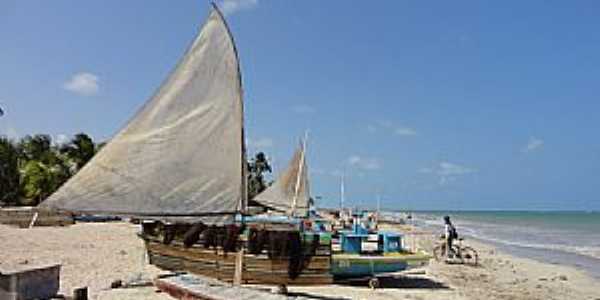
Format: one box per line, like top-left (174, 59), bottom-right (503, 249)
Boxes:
top-left (1, 222), bottom-right (599, 300)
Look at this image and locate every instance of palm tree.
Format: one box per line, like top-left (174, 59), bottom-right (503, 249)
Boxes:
top-left (18, 134), bottom-right (53, 163)
top-left (60, 133), bottom-right (96, 172)
top-left (15, 134), bottom-right (72, 205)
top-left (0, 137), bottom-right (20, 205)
top-left (247, 152), bottom-right (272, 200)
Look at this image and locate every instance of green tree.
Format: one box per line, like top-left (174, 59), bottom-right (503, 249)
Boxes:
top-left (0, 137), bottom-right (21, 205)
top-left (15, 134), bottom-right (73, 205)
top-left (18, 134), bottom-right (53, 163)
top-left (20, 160), bottom-right (52, 205)
top-left (247, 152), bottom-right (272, 200)
top-left (0, 133), bottom-right (105, 206)
top-left (60, 133), bottom-right (96, 171)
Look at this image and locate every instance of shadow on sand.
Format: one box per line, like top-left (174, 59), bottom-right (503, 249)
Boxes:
top-left (339, 275), bottom-right (450, 290)
top-left (283, 276), bottom-right (450, 299)
top-left (286, 292), bottom-right (352, 300)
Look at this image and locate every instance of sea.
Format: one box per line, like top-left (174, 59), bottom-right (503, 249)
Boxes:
top-left (396, 211), bottom-right (600, 278)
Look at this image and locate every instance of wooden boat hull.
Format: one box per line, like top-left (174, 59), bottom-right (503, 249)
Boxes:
top-left (143, 237), bottom-right (333, 286)
top-left (330, 253), bottom-right (430, 278)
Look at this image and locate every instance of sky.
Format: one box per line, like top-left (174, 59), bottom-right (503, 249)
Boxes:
top-left (1, 0), bottom-right (600, 211)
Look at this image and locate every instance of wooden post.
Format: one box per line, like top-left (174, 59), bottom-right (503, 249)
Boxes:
top-left (28, 212), bottom-right (39, 228)
top-left (233, 248), bottom-right (243, 285)
top-left (73, 287), bottom-right (88, 300)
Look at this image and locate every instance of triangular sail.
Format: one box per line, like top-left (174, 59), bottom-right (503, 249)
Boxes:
top-left (252, 141), bottom-right (310, 217)
top-left (42, 6), bottom-right (245, 223)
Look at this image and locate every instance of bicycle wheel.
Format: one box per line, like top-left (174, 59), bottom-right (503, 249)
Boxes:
top-left (449, 245), bottom-right (463, 263)
top-left (432, 244), bottom-right (445, 261)
top-left (459, 246), bottom-right (479, 266)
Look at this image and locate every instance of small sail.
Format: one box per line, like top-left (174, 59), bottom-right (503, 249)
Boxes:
top-left (252, 141), bottom-right (310, 217)
top-left (42, 5), bottom-right (245, 223)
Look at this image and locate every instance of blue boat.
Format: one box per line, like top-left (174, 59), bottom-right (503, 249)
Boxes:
top-left (329, 210), bottom-right (430, 287)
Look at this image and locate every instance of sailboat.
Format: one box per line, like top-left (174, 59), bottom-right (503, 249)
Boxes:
top-left (251, 135), bottom-right (310, 218)
top-left (41, 4), bottom-right (332, 286)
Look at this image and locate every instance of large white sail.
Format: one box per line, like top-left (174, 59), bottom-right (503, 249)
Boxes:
top-left (252, 140), bottom-right (310, 217)
top-left (42, 5), bottom-right (245, 223)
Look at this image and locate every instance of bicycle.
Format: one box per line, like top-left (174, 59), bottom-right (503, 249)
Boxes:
top-left (432, 237), bottom-right (478, 266)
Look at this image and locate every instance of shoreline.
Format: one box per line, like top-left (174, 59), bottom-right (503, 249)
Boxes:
top-left (384, 222), bottom-right (600, 300)
top-left (469, 234), bottom-right (600, 280)
top-left (1, 222), bottom-right (599, 299)
top-left (404, 211), bottom-right (600, 281)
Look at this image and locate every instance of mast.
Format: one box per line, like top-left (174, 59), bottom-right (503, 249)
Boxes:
top-left (209, 2), bottom-right (247, 215)
top-left (340, 172), bottom-right (345, 211)
top-left (291, 131), bottom-right (308, 216)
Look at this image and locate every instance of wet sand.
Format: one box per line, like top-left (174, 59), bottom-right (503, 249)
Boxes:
top-left (1, 222), bottom-right (599, 300)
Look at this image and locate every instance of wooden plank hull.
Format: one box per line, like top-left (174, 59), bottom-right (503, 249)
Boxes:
top-left (144, 238), bottom-right (333, 286)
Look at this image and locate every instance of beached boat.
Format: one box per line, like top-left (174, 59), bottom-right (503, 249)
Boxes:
top-left (329, 210), bottom-right (430, 287)
top-left (40, 4), bottom-right (428, 287)
top-left (42, 4), bottom-right (332, 286)
top-left (140, 135), bottom-right (334, 286)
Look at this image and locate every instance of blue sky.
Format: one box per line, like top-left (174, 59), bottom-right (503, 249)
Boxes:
top-left (1, 0), bottom-right (600, 210)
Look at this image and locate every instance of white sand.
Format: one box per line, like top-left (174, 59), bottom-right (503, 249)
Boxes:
top-left (1, 222), bottom-right (599, 300)
top-left (0, 222), bottom-right (168, 299)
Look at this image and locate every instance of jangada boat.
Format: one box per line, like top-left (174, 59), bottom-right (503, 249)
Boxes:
top-left (41, 4), bottom-right (428, 287)
top-left (41, 4), bottom-right (331, 286)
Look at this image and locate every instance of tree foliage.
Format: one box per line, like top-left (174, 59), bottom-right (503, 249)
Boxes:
top-left (60, 133), bottom-right (96, 170)
top-left (0, 133), bottom-right (101, 206)
top-left (0, 137), bottom-right (20, 204)
top-left (247, 152), bottom-right (272, 200)
top-left (19, 134), bottom-right (53, 163)
top-left (0, 133), bottom-right (274, 207)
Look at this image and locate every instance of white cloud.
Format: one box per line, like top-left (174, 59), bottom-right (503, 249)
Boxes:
top-left (523, 137), bottom-right (544, 153)
top-left (348, 155), bottom-right (361, 165)
top-left (247, 137), bottom-right (273, 149)
top-left (292, 104), bottom-right (315, 114)
top-left (63, 72), bottom-right (99, 96)
top-left (220, 0), bottom-right (258, 16)
top-left (394, 127), bottom-right (417, 136)
top-left (347, 155), bottom-right (381, 171)
top-left (367, 120), bottom-right (417, 137)
top-left (438, 162), bottom-right (476, 176)
top-left (420, 161), bottom-right (476, 186)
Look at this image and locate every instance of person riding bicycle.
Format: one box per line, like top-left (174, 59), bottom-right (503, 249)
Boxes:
top-left (443, 215), bottom-right (458, 259)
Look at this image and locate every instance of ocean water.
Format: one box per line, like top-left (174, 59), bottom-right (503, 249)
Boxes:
top-left (403, 211), bottom-right (600, 278)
